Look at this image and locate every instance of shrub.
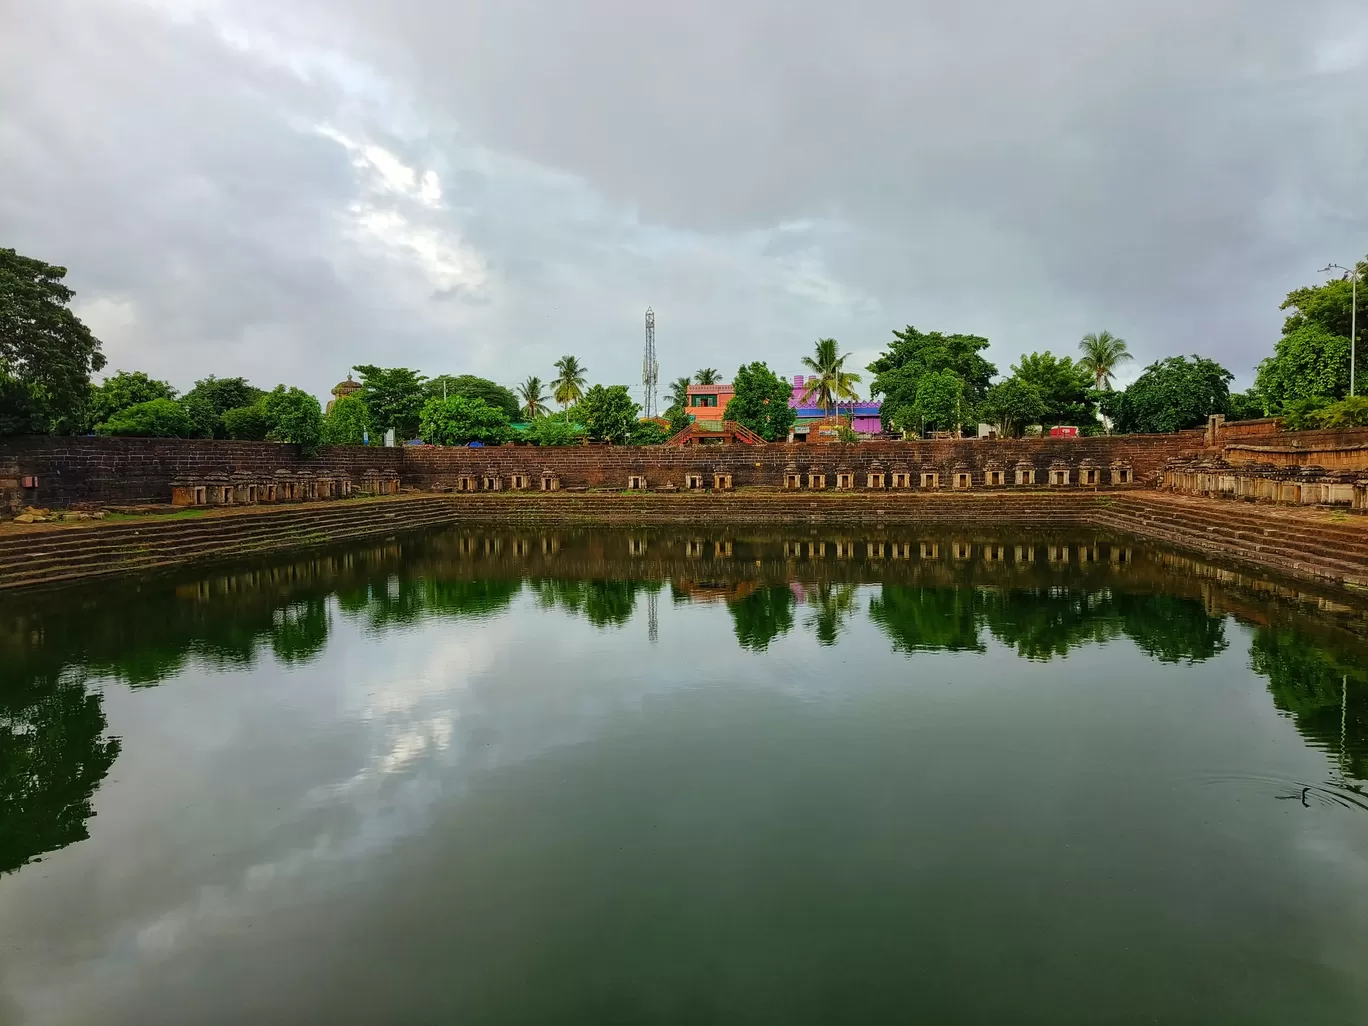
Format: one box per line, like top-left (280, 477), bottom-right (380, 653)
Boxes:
top-left (95, 398), bottom-right (193, 437)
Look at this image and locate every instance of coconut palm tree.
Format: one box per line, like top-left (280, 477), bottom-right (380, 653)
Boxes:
top-left (666, 376), bottom-right (692, 411)
top-left (694, 368), bottom-right (721, 385)
top-left (517, 375), bottom-right (550, 419)
top-left (552, 355), bottom-right (587, 409)
top-left (800, 338), bottom-right (861, 417)
top-left (1077, 331), bottom-right (1132, 390)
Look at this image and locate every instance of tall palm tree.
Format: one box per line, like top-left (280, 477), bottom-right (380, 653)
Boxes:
top-left (1078, 331), bottom-right (1132, 390)
top-left (666, 376), bottom-right (691, 411)
top-left (552, 355), bottom-right (587, 409)
top-left (694, 368), bottom-right (721, 385)
top-left (800, 337), bottom-right (861, 417)
top-left (517, 375), bottom-right (549, 419)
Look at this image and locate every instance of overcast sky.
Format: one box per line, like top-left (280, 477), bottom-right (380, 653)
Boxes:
top-left (2, 0), bottom-right (1365, 403)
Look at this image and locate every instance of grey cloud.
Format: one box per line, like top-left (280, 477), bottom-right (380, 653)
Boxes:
top-left (2, 0), bottom-right (1365, 398)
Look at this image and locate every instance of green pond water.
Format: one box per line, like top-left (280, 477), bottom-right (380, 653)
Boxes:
top-left (2, 526), bottom-right (1368, 1025)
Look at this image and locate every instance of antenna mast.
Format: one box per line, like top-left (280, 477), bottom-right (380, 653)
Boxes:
top-left (643, 307), bottom-right (659, 418)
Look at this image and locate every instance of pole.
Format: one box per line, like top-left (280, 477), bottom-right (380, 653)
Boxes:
top-left (1352, 272), bottom-right (1358, 397)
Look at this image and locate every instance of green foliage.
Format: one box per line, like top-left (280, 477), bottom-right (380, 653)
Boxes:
top-left (424, 374), bottom-right (520, 421)
top-left (908, 369), bottom-right (965, 434)
top-left (1253, 324), bottom-right (1351, 414)
top-left (0, 675), bottom-right (121, 874)
top-left (728, 587), bottom-right (796, 651)
top-left (89, 370), bottom-right (177, 431)
top-left (1280, 262), bottom-right (1363, 341)
top-left (1076, 331), bottom-right (1132, 390)
top-left (665, 376), bottom-right (691, 411)
top-left (420, 395), bottom-right (511, 445)
top-left (352, 364), bottom-right (426, 439)
top-left (981, 377), bottom-right (1047, 437)
top-left (1225, 390), bottom-right (1265, 422)
top-left (1010, 351), bottom-right (1097, 428)
top-left (262, 386), bottom-right (324, 454)
top-left (221, 402), bottom-right (273, 441)
top-left (322, 393), bottom-right (370, 445)
top-left (0, 372), bottom-right (44, 435)
top-left (868, 325), bottom-right (996, 432)
top-left (724, 361), bottom-right (797, 441)
top-left (629, 420), bottom-right (670, 446)
top-left (1283, 395), bottom-right (1368, 431)
top-left (694, 368), bottom-right (721, 385)
top-left (524, 413), bottom-right (586, 446)
top-left (180, 376), bottom-right (264, 438)
top-left (578, 384), bottom-right (640, 444)
top-left (0, 248), bottom-right (106, 433)
top-left (666, 406), bottom-right (692, 436)
top-left (95, 398), bottom-right (194, 437)
top-left (799, 338), bottom-right (861, 415)
top-left (552, 355), bottom-right (588, 409)
top-left (516, 375), bottom-right (550, 420)
top-left (1100, 355), bottom-right (1234, 434)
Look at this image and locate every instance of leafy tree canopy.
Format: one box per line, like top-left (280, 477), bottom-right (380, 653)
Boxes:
top-left (524, 413), bottom-right (586, 446)
top-left (180, 376), bottom-right (264, 438)
top-left (0, 248), bottom-right (106, 434)
top-left (578, 384), bottom-right (640, 444)
top-left (868, 325), bottom-right (995, 432)
top-left (980, 377), bottom-right (1047, 437)
top-left (95, 397), bottom-right (194, 437)
top-left (1099, 355), bottom-right (1233, 434)
top-left (262, 385), bottom-right (324, 455)
top-left (89, 371), bottom-right (176, 431)
top-left (728, 587), bottom-right (796, 652)
top-left (424, 374), bottom-right (520, 421)
top-left (724, 361), bottom-right (797, 441)
top-left (420, 395), bottom-right (511, 445)
top-left (322, 393), bottom-right (369, 445)
top-left (1010, 351), bottom-right (1097, 428)
top-left (1253, 324), bottom-right (1350, 415)
top-left (353, 364), bottom-right (426, 439)
top-left (222, 402), bottom-right (273, 441)
top-left (799, 338), bottom-right (860, 416)
top-left (629, 420), bottom-right (670, 446)
top-left (908, 369), bottom-right (966, 434)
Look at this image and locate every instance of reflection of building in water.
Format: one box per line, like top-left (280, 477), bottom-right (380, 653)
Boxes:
top-left (673, 579), bottom-right (762, 604)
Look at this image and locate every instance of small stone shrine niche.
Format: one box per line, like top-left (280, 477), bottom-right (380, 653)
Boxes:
top-left (807, 469), bottom-right (827, 490)
top-left (984, 461), bottom-right (1006, 487)
top-left (1049, 463), bottom-right (1071, 486)
top-left (867, 462), bottom-right (886, 489)
top-left (713, 473), bottom-right (733, 490)
top-left (684, 472), bottom-right (704, 490)
top-left (952, 464), bottom-right (972, 490)
top-left (509, 472), bottom-right (530, 490)
top-left (920, 470), bottom-right (940, 489)
top-left (1110, 461), bottom-right (1133, 485)
top-left (1078, 461), bottom-right (1100, 487)
top-left (835, 469), bottom-right (855, 490)
top-left (540, 470), bottom-right (560, 491)
top-left (456, 474), bottom-right (477, 492)
top-left (627, 474), bottom-right (648, 490)
top-left (784, 463), bottom-right (802, 490)
top-left (1015, 461), bottom-right (1036, 486)
top-left (891, 467), bottom-right (912, 489)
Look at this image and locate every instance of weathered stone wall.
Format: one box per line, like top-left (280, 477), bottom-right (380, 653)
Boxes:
top-left (401, 435), bottom-right (1198, 491)
top-left (1210, 418), bottom-right (1368, 471)
top-left (0, 432), bottom-right (1202, 510)
top-left (0, 437), bottom-right (402, 508)
top-left (1164, 458), bottom-right (1367, 509)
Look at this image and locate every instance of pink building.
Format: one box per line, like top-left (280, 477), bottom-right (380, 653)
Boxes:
top-left (790, 375), bottom-right (883, 439)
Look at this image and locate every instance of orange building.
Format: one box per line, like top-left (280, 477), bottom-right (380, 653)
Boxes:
top-left (684, 383), bottom-right (735, 427)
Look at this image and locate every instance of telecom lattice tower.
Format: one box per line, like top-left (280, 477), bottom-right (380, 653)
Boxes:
top-left (642, 307), bottom-right (659, 419)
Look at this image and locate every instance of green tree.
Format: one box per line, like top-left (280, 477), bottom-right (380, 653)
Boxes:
top-left (352, 365), bottom-right (426, 439)
top-left (322, 393), bottom-right (369, 445)
top-left (1100, 355), bottom-right (1233, 434)
top-left (579, 384), bottom-right (640, 444)
top-left (179, 376), bottom-right (264, 438)
top-left (424, 374), bottom-right (519, 421)
top-left (1226, 390), bottom-right (1265, 422)
top-left (799, 338), bottom-right (861, 416)
top-left (909, 369), bottom-right (965, 434)
top-left (980, 377), bottom-right (1047, 437)
top-left (694, 367), bottom-right (721, 385)
top-left (0, 674), bottom-right (121, 874)
top-left (88, 370), bottom-right (177, 430)
top-left (0, 248), bottom-right (107, 434)
top-left (552, 355), bottom-right (588, 409)
top-left (420, 395), bottom-right (511, 445)
top-left (95, 397), bottom-right (194, 437)
top-left (868, 325), bottom-right (996, 432)
top-left (516, 375), bottom-right (550, 419)
top-left (629, 420), bottom-right (670, 445)
top-left (665, 376), bottom-right (691, 411)
top-left (728, 587), bottom-right (796, 652)
top-left (221, 402), bottom-right (273, 441)
top-left (805, 583), bottom-right (857, 646)
top-left (1077, 331), bottom-right (1132, 390)
top-left (1253, 324), bottom-right (1350, 414)
top-left (262, 386), bottom-right (324, 454)
top-left (724, 361), bottom-right (797, 441)
top-left (1011, 351), bottom-right (1097, 428)
top-left (868, 587), bottom-right (986, 653)
top-left (525, 413), bottom-right (586, 446)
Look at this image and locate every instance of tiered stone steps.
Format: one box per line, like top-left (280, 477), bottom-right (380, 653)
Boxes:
top-left (0, 496), bottom-right (464, 589)
top-left (1091, 494), bottom-right (1368, 591)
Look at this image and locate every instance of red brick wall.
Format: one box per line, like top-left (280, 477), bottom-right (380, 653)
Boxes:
top-left (0, 432), bottom-right (1202, 509)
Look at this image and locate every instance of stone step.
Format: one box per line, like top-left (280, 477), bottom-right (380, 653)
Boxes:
top-left (1100, 502), bottom-right (1368, 563)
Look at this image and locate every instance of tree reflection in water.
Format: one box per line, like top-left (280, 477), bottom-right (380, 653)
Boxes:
top-left (1, 526), bottom-right (1366, 871)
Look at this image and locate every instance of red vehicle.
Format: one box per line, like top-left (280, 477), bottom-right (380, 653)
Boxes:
top-left (1049, 425), bottom-right (1080, 438)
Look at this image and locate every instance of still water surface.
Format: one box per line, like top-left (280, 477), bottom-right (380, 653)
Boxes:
top-left (2, 526), bottom-right (1368, 1024)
